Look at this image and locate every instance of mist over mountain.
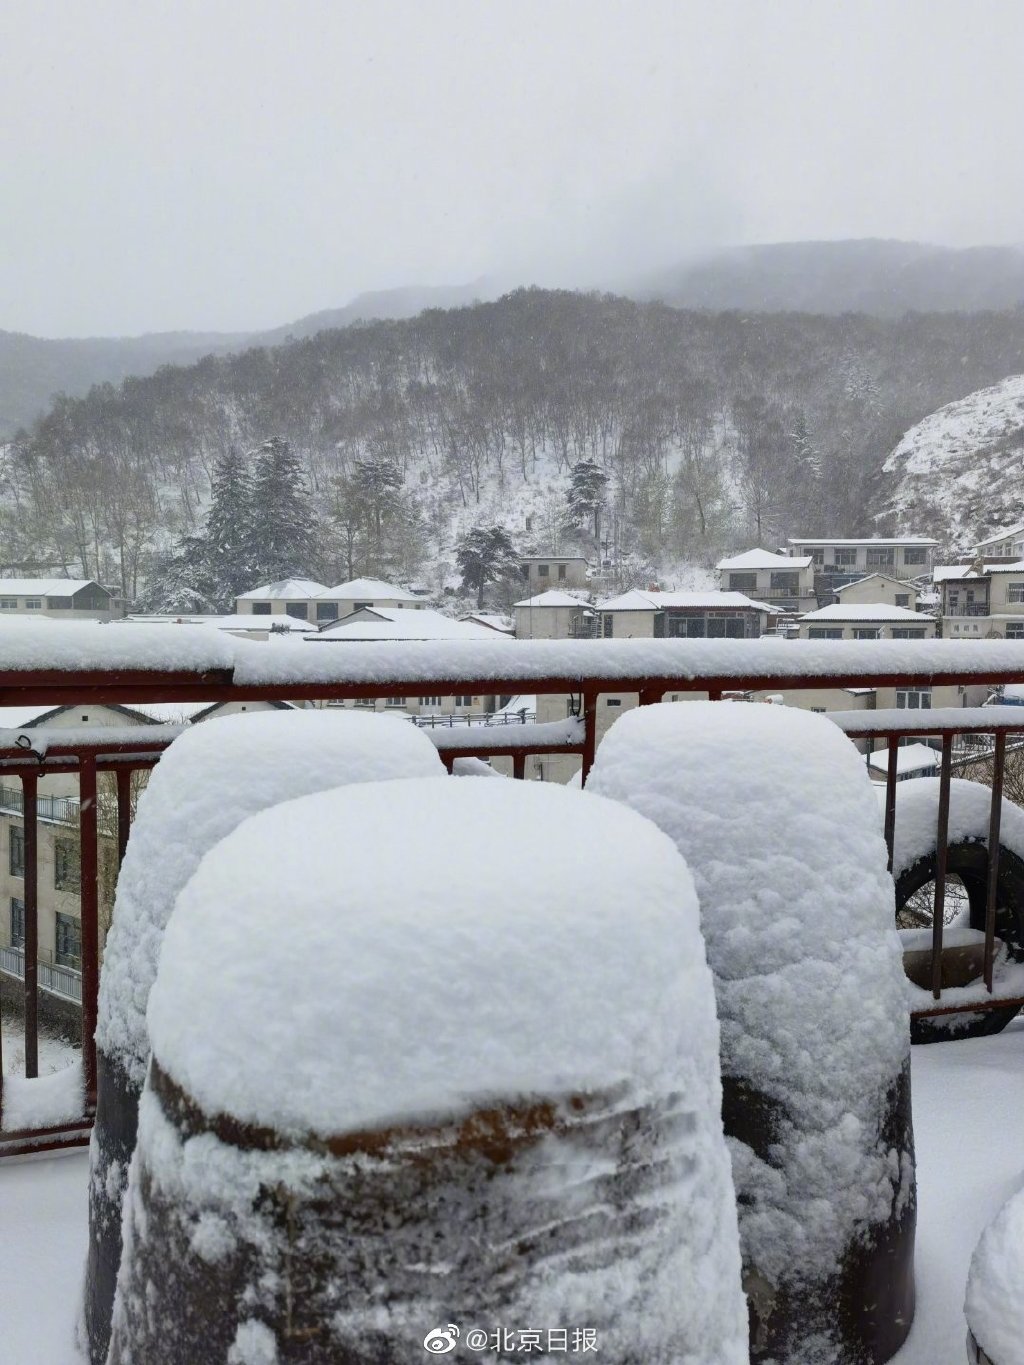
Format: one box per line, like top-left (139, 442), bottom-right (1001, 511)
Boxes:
top-left (638, 239), bottom-right (1024, 317)
top-left (7, 240), bottom-right (1024, 438)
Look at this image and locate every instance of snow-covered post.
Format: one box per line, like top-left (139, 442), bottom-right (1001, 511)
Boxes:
top-left (589, 702), bottom-right (916, 1365)
top-left (966, 1189), bottom-right (1024, 1365)
top-left (83, 711), bottom-right (446, 1365)
top-left (107, 779), bottom-right (748, 1365)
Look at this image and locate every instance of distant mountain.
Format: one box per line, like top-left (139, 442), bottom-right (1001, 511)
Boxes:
top-left (882, 374), bottom-right (1024, 551)
top-left (638, 240), bottom-right (1024, 317)
top-left (0, 328), bottom-right (248, 436)
top-left (0, 281), bottom-right (500, 437)
top-left (259, 281), bottom-right (497, 343)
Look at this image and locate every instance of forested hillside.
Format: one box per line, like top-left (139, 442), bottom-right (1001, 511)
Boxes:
top-left (5, 288), bottom-right (1024, 604)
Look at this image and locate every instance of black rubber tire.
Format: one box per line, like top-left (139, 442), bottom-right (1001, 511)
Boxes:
top-left (895, 838), bottom-right (1024, 1043)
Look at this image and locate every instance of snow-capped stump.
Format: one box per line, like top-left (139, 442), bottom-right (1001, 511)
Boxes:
top-left (84, 710), bottom-right (445, 1365)
top-left (891, 778), bottom-right (1024, 1042)
top-left (965, 1186), bottom-right (1024, 1365)
top-left (588, 702), bottom-right (916, 1365)
top-left (106, 778), bottom-right (748, 1365)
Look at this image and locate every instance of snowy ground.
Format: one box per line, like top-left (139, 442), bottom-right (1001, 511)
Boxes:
top-left (1, 1012), bottom-right (80, 1079)
top-left (1, 1024), bottom-right (1023, 1364)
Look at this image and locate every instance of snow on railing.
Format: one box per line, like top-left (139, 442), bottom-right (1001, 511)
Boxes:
top-left (4, 633), bottom-right (1024, 1158)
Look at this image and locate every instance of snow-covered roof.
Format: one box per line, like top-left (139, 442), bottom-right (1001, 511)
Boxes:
top-left (717, 548), bottom-right (813, 570)
top-left (0, 578), bottom-right (106, 596)
top-left (868, 742), bottom-right (940, 776)
top-left (0, 705), bottom-right (65, 729)
top-left (314, 607), bottom-right (507, 642)
top-left (834, 573), bottom-right (912, 594)
top-left (205, 614), bottom-right (315, 633)
top-left (514, 590), bottom-right (588, 608)
top-left (236, 578), bottom-right (328, 600)
top-left (598, 590), bottom-right (769, 612)
top-left (800, 604), bottom-right (933, 622)
top-left (460, 612), bottom-right (515, 633)
top-left (786, 536), bottom-right (939, 547)
top-left (935, 561), bottom-right (1024, 581)
top-left (974, 522), bottom-right (1024, 548)
top-left (315, 577), bottom-right (419, 602)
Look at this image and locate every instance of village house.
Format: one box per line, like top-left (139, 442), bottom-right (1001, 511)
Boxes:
top-left (513, 590), bottom-right (595, 640)
top-left (0, 578), bottom-right (123, 621)
top-left (235, 577), bottom-right (428, 625)
top-left (234, 578), bottom-right (329, 619)
top-left (797, 603), bottom-right (936, 640)
top-left (833, 574), bottom-right (920, 610)
top-left (784, 537), bottom-right (938, 599)
top-left (519, 555), bottom-right (589, 594)
top-left (972, 523), bottom-right (1024, 560)
top-left (597, 589), bottom-right (771, 639)
top-left (717, 549), bottom-right (817, 614)
top-left (937, 561), bottom-right (1024, 640)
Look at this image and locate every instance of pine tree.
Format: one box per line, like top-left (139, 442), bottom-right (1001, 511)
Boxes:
top-left (247, 437), bottom-right (317, 583)
top-left (456, 525), bottom-right (520, 608)
top-left (565, 460), bottom-right (609, 542)
top-left (204, 447), bottom-right (255, 610)
top-left (143, 536), bottom-right (217, 613)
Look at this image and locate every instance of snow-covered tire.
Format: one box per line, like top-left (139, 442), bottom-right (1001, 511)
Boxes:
top-left (895, 839), bottom-right (1024, 1044)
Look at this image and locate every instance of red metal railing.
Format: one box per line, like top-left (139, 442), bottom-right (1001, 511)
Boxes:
top-left (2, 638), bottom-right (1024, 1155)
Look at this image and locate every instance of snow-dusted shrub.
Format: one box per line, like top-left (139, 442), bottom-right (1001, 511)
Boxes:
top-left (84, 710), bottom-right (445, 1365)
top-left (589, 701), bottom-right (916, 1365)
top-left (966, 1184), bottom-right (1024, 1365)
top-left (107, 778), bottom-right (748, 1365)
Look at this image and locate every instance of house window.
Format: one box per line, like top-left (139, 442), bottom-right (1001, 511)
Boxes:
top-left (24, 598), bottom-right (42, 610)
top-left (285, 603), bottom-right (308, 620)
top-left (385, 697), bottom-right (405, 707)
top-left (903, 548), bottom-right (927, 566)
top-left (557, 564), bottom-right (567, 580)
top-left (54, 838), bottom-right (80, 891)
top-left (729, 573), bottom-right (757, 591)
top-left (807, 628), bottom-right (844, 639)
top-left (809, 706), bottom-right (826, 713)
top-left (47, 596), bottom-right (73, 609)
top-left (316, 603), bottom-right (338, 621)
top-left (891, 627), bottom-right (926, 639)
top-left (606, 698), bottom-right (622, 707)
top-left (770, 572), bottom-right (799, 593)
top-left (1008, 584), bottom-right (1024, 604)
top-left (806, 548), bottom-right (824, 566)
top-left (55, 912), bottom-right (81, 969)
top-left (895, 594), bottom-right (910, 607)
top-left (867, 549), bottom-right (895, 567)
top-left (419, 696), bottom-right (441, 707)
top-left (602, 615), bottom-right (613, 637)
top-left (537, 565), bottom-right (549, 577)
top-left (251, 602), bottom-right (272, 615)
top-left (455, 696), bottom-right (473, 707)
top-left (832, 549), bottom-right (857, 567)
top-left (353, 601), bottom-right (373, 610)
top-left (0, 598), bottom-right (16, 610)
top-left (10, 897), bottom-right (25, 949)
top-left (853, 628), bottom-right (880, 639)
top-left (9, 826), bottom-right (24, 878)
top-left (1007, 623), bottom-right (1024, 640)
top-left (896, 689), bottom-right (932, 709)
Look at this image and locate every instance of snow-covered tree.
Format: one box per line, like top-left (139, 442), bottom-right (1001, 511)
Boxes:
top-left (141, 536), bottom-right (217, 613)
top-left (248, 437), bottom-right (317, 583)
top-left (565, 460), bottom-right (609, 541)
top-left (203, 447), bottom-right (255, 608)
top-left (456, 524), bottom-right (521, 608)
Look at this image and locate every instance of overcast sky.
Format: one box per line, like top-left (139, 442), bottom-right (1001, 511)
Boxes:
top-left (3, 0), bottom-right (1023, 337)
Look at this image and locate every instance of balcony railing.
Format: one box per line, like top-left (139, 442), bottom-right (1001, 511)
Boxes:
top-left (946, 604), bottom-right (991, 617)
top-left (4, 635), bottom-right (1024, 1155)
top-left (0, 943), bottom-right (82, 1002)
top-left (0, 783), bottom-right (79, 824)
